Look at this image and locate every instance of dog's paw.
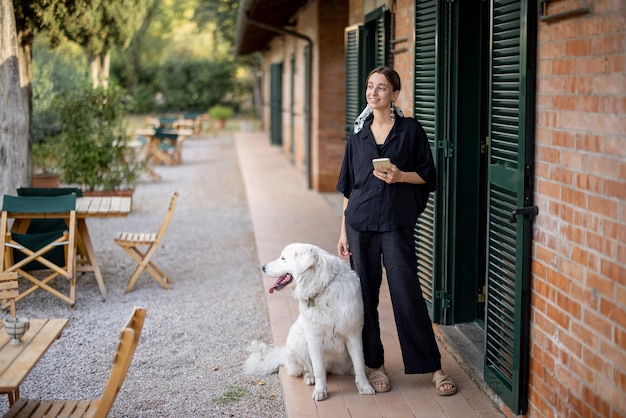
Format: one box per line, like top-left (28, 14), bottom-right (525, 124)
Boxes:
top-left (357, 381), bottom-right (376, 395)
top-left (312, 388), bottom-right (328, 401)
top-left (303, 371), bottom-right (315, 385)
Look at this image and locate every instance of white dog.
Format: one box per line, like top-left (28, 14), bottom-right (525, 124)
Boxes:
top-left (244, 243), bottom-right (375, 401)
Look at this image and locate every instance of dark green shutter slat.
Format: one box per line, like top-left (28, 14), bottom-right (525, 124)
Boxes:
top-left (345, 26), bottom-right (361, 141)
top-left (414, 0), bottom-right (438, 317)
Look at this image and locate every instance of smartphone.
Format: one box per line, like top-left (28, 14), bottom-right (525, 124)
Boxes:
top-left (372, 158), bottom-right (391, 170)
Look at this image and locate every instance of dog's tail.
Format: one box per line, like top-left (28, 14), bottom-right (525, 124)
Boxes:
top-left (243, 340), bottom-right (287, 375)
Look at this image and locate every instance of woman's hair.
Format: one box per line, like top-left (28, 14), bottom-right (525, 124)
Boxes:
top-left (366, 67), bottom-right (401, 92)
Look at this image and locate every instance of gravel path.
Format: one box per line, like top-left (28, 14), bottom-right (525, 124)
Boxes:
top-left (1, 133), bottom-right (286, 417)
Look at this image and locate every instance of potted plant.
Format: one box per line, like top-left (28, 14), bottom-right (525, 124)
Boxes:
top-left (208, 105), bottom-right (234, 129)
top-left (53, 83), bottom-right (142, 195)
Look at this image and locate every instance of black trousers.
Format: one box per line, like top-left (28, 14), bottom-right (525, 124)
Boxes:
top-left (346, 224), bottom-right (441, 374)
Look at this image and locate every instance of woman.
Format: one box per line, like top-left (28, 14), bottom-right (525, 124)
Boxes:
top-left (336, 66), bottom-right (456, 396)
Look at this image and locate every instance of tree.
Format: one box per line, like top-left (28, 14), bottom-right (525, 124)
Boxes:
top-left (0, 0), bottom-right (30, 194)
top-left (43, 0), bottom-right (153, 87)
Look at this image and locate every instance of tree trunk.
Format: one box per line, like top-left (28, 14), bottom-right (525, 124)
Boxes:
top-left (0, 0), bottom-right (30, 195)
top-left (89, 52), bottom-right (110, 88)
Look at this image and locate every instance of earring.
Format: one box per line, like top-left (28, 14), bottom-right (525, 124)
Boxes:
top-left (390, 102), bottom-right (395, 122)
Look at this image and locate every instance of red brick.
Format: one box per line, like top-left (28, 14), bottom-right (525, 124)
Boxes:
top-left (587, 232), bottom-right (617, 259)
top-left (537, 178), bottom-right (561, 199)
top-left (581, 385), bottom-right (612, 418)
top-left (592, 32), bottom-right (626, 55)
top-left (599, 297), bottom-right (626, 327)
top-left (559, 111), bottom-right (589, 131)
top-left (571, 280), bottom-right (599, 309)
top-left (600, 337), bottom-right (626, 385)
top-left (565, 39), bottom-right (592, 55)
top-left (577, 95), bottom-right (602, 112)
top-left (568, 76), bottom-right (592, 94)
top-left (551, 166), bottom-right (575, 184)
top-left (572, 209), bottom-right (601, 232)
top-left (569, 355), bottom-right (595, 387)
top-left (586, 271), bottom-right (615, 299)
top-left (587, 111), bottom-right (622, 135)
top-left (581, 308), bottom-right (613, 341)
top-left (588, 195), bottom-right (618, 218)
top-left (605, 178), bottom-right (626, 200)
top-left (603, 96), bottom-right (626, 114)
top-left (577, 56), bottom-right (608, 74)
top-left (553, 130), bottom-right (576, 147)
top-left (615, 366), bottom-right (626, 393)
top-left (547, 302), bottom-right (571, 329)
top-left (553, 58), bottom-right (577, 74)
top-left (572, 246), bottom-right (599, 271)
top-left (557, 291), bottom-right (582, 318)
top-left (562, 149), bottom-right (587, 170)
top-left (574, 171), bottom-right (604, 194)
top-left (535, 243), bottom-right (558, 268)
top-left (600, 259), bottom-right (626, 284)
top-left (562, 186), bottom-right (587, 208)
top-left (592, 73), bottom-right (625, 95)
top-left (607, 54), bottom-right (625, 73)
top-left (568, 395), bottom-right (594, 418)
top-left (583, 345), bottom-right (613, 377)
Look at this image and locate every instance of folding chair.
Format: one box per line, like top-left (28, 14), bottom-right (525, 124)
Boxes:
top-left (114, 192), bottom-right (178, 292)
top-left (4, 307), bottom-right (146, 418)
top-left (0, 194), bottom-right (77, 308)
top-left (0, 272), bottom-right (19, 318)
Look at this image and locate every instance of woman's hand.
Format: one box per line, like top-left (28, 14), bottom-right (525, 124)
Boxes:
top-left (373, 163), bottom-right (401, 184)
top-left (337, 233), bottom-right (351, 259)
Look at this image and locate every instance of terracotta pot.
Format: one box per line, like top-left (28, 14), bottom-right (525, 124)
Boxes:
top-left (32, 174), bottom-right (61, 188)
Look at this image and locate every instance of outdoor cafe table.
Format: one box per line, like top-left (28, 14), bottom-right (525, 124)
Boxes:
top-left (10, 196), bottom-right (132, 301)
top-left (0, 318), bottom-right (69, 406)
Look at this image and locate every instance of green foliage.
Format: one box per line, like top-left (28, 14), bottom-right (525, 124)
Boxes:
top-left (41, 0), bottom-right (152, 57)
top-left (209, 105), bottom-right (234, 121)
top-left (53, 83), bottom-right (142, 191)
top-left (157, 59), bottom-right (237, 112)
top-left (32, 41), bottom-right (89, 145)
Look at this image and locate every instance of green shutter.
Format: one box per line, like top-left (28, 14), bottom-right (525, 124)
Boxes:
top-left (269, 62), bottom-right (283, 146)
top-left (484, 0), bottom-right (536, 413)
top-left (413, 0), bottom-right (440, 320)
top-left (344, 26), bottom-right (361, 141)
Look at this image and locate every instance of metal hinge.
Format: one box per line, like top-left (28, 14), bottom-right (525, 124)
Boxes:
top-left (438, 140), bottom-right (454, 158)
top-left (478, 286), bottom-right (486, 303)
top-left (436, 291), bottom-right (451, 308)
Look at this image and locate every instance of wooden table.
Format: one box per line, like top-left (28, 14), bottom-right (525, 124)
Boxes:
top-left (0, 318), bottom-right (69, 406)
top-left (9, 197), bottom-right (132, 302)
top-left (75, 196), bottom-right (132, 301)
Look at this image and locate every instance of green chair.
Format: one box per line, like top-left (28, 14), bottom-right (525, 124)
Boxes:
top-left (16, 187), bottom-right (82, 234)
top-left (0, 194), bottom-right (77, 308)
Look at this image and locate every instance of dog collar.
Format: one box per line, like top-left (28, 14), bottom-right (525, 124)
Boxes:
top-left (307, 297), bottom-right (315, 307)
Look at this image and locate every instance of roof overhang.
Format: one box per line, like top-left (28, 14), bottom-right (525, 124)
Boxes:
top-left (235, 0), bottom-right (310, 55)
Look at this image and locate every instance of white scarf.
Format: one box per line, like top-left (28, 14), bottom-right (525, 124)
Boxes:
top-left (353, 105), bottom-right (405, 133)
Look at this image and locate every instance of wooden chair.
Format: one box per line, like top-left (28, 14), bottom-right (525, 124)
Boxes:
top-left (0, 272), bottom-right (19, 318)
top-left (0, 195), bottom-right (77, 308)
top-left (3, 307), bottom-right (146, 418)
top-left (114, 192), bottom-right (178, 292)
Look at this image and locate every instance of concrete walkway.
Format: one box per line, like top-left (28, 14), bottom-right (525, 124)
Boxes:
top-left (234, 131), bottom-right (505, 418)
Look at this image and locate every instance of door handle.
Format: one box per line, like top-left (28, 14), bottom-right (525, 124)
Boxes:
top-left (509, 206), bottom-right (538, 223)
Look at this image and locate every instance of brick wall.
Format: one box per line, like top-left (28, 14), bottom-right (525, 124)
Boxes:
top-left (313, 0), bottom-right (349, 191)
top-left (530, 0), bottom-right (626, 415)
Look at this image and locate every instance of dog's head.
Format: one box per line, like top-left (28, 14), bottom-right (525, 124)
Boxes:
top-left (263, 243), bottom-right (320, 294)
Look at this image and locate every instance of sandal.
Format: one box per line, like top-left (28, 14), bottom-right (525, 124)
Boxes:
top-left (433, 373), bottom-right (457, 396)
top-left (367, 370), bottom-right (391, 393)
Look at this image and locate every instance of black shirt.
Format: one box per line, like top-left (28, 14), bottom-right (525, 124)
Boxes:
top-left (336, 115), bottom-right (436, 232)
